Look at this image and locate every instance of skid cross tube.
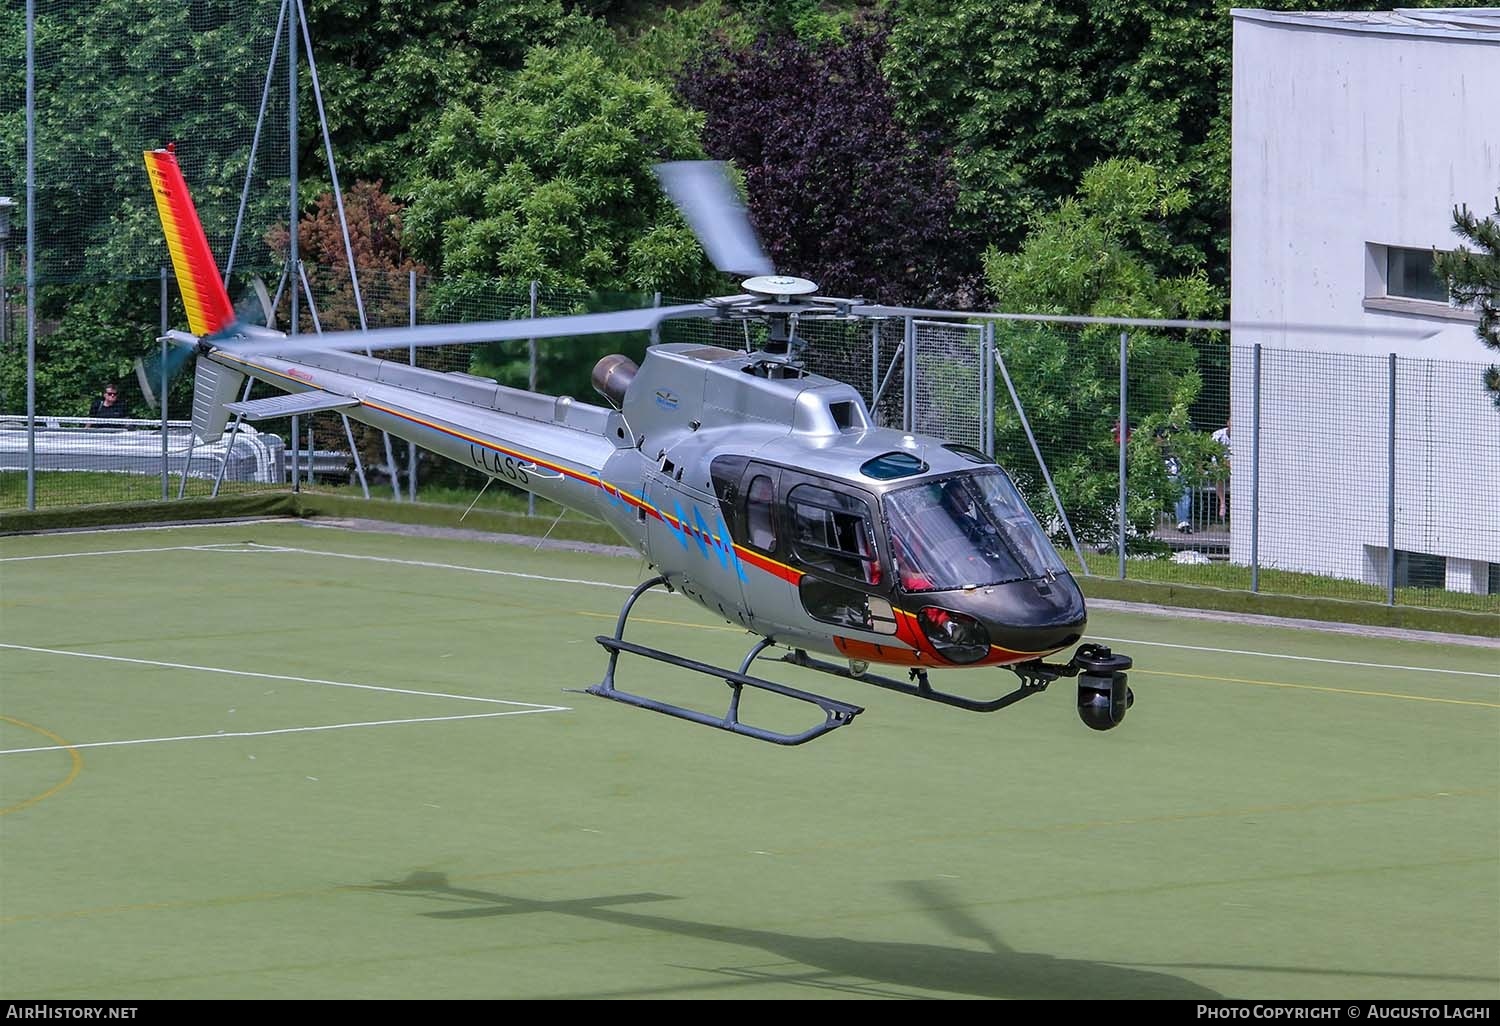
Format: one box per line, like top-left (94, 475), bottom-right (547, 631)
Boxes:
top-left (778, 649), bottom-right (1048, 713)
top-left (583, 576), bottom-right (863, 745)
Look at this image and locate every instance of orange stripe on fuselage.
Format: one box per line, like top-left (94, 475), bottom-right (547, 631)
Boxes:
top-left (145, 149), bottom-right (235, 338)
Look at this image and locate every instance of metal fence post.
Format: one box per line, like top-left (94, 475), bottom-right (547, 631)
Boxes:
top-left (1118, 331), bottom-right (1129, 580)
top-left (982, 322), bottom-right (995, 457)
top-left (1250, 343), bottom-right (1262, 593)
top-left (160, 268), bottom-right (169, 500)
top-left (902, 316), bottom-right (915, 432)
top-left (1387, 352), bottom-right (1397, 606)
top-left (24, 0), bottom-right (36, 512)
top-left (528, 279), bottom-right (539, 517)
top-left (408, 268), bottom-right (417, 501)
top-left (994, 349), bottom-right (1091, 575)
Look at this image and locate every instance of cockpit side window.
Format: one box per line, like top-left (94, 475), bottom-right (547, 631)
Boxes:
top-left (788, 483), bottom-right (881, 585)
top-left (745, 474), bottom-right (778, 552)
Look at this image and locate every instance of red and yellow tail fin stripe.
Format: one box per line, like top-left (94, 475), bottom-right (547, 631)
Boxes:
top-left (144, 148), bottom-right (236, 338)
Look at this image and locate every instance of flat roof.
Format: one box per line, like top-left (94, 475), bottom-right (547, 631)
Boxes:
top-left (1231, 7), bottom-right (1500, 42)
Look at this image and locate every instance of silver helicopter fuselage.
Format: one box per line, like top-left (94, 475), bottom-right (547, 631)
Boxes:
top-left (195, 337), bottom-right (1087, 671)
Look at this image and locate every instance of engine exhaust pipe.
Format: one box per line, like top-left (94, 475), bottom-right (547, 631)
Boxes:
top-left (592, 354), bottom-right (638, 406)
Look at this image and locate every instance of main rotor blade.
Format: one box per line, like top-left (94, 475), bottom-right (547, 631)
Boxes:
top-left (654, 161), bottom-right (775, 278)
top-left (848, 305), bottom-right (1442, 339)
top-left (210, 303), bottom-right (719, 358)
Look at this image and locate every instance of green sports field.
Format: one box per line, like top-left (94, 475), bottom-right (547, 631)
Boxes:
top-left (2, 519), bottom-right (1496, 1000)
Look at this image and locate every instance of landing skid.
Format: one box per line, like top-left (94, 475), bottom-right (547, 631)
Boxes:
top-left (582, 576), bottom-right (863, 746)
top-left (775, 649), bottom-right (1048, 713)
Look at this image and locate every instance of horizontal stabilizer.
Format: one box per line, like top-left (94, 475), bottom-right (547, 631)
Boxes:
top-left (225, 392), bottom-right (361, 421)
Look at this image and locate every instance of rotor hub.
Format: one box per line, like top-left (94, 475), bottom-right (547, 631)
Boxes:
top-left (741, 275), bottom-right (819, 301)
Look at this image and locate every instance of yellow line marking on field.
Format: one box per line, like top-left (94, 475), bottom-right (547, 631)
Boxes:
top-left (1138, 669), bottom-right (1500, 708)
top-left (576, 610), bottom-right (746, 633)
top-left (0, 716), bottom-right (83, 815)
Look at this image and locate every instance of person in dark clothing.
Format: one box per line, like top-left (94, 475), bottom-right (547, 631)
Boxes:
top-left (89, 384), bottom-right (129, 420)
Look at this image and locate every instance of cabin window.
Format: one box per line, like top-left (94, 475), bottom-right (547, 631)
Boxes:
top-left (798, 577), bottom-right (898, 634)
top-left (788, 484), bottom-right (880, 584)
top-left (746, 475), bottom-right (778, 551)
top-left (860, 451), bottom-right (928, 480)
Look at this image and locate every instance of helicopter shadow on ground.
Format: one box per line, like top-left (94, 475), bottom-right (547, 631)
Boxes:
top-left (358, 871), bottom-right (1224, 999)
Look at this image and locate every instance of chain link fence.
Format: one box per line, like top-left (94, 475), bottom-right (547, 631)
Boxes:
top-left (3, 267), bottom-right (1496, 613)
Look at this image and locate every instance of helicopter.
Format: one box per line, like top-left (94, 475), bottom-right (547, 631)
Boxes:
top-left (145, 145), bottom-right (1135, 746)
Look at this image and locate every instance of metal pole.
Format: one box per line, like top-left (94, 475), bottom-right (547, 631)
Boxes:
top-left (903, 316), bottom-right (915, 432)
top-left (1250, 344), bottom-right (1262, 593)
top-left (342, 414), bottom-right (369, 499)
top-left (213, 378), bottom-right (254, 498)
top-left (994, 349), bottom-right (1091, 575)
top-left (24, 0), bottom-right (36, 511)
top-left (871, 321), bottom-right (880, 408)
top-left (160, 270), bottom-right (169, 500)
top-left (176, 432), bottom-right (196, 500)
top-left (870, 341), bottom-right (905, 412)
top-left (295, 0), bottom-right (399, 502)
top-left (280, 0), bottom-right (298, 516)
top-left (291, 413), bottom-right (300, 492)
top-left (1386, 352), bottom-right (1397, 606)
top-left (225, 0), bottom-right (287, 278)
top-left (287, 0), bottom-right (298, 342)
top-left (408, 268), bottom-right (417, 501)
top-left (528, 280), bottom-right (539, 517)
top-left (1118, 331), bottom-right (1128, 580)
top-left (982, 322), bottom-right (995, 457)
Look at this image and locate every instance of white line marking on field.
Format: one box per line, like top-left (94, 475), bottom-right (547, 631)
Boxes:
top-left (232, 542), bottom-right (644, 592)
top-left (0, 710), bottom-right (554, 755)
top-left (0, 643), bottom-right (567, 707)
top-left (0, 543), bottom-right (256, 563)
top-left (1089, 636), bottom-right (1500, 679)
top-left (0, 643), bottom-right (571, 755)
top-left (7, 539), bottom-right (1489, 680)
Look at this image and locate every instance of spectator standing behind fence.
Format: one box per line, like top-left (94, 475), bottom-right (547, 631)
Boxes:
top-left (1211, 416), bottom-right (1232, 521)
top-left (1155, 426), bottom-right (1194, 533)
top-left (88, 383), bottom-right (128, 422)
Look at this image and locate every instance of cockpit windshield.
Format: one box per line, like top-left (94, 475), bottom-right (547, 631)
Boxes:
top-left (884, 469), bottom-right (1066, 592)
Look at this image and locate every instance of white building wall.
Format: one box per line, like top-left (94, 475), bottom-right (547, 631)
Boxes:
top-left (1229, 11), bottom-right (1500, 588)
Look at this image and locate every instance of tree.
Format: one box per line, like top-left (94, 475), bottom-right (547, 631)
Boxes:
top-left (401, 45), bottom-right (721, 404)
top-left (404, 46), bottom-right (717, 296)
top-left (1434, 194), bottom-right (1500, 408)
top-left (984, 158), bottom-right (1223, 548)
top-left (883, 0), bottom-right (1470, 288)
top-left (262, 181), bottom-right (428, 478)
top-left (677, 26), bottom-right (981, 308)
top-left (265, 180), bottom-right (426, 332)
top-left (301, 0), bottom-right (585, 190)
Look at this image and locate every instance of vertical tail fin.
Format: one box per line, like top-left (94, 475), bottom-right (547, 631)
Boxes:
top-left (144, 146), bottom-right (237, 338)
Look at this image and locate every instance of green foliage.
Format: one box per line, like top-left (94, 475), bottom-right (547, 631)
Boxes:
top-left (0, 0), bottom-right (288, 283)
top-left (303, 0), bottom-right (589, 190)
top-left (884, 0), bottom-right (1476, 286)
top-left (1433, 193), bottom-right (1500, 408)
top-left (984, 159), bottom-right (1224, 546)
top-left (609, 0), bottom-right (760, 81)
top-left (0, 281), bottom-right (166, 417)
top-left (404, 46), bottom-right (721, 297)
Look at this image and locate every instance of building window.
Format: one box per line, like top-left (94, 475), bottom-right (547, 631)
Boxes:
top-left (1385, 247), bottom-right (1448, 303)
top-left (1394, 549), bottom-right (1445, 590)
top-left (1367, 243), bottom-right (1454, 307)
